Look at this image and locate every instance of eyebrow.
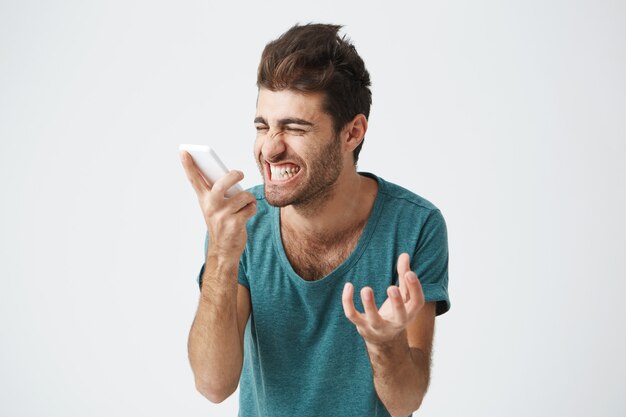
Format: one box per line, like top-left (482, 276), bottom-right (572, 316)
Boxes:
top-left (254, 117), bottom-right (314, 127)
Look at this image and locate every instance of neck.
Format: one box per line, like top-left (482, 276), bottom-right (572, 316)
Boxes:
top-left (281, 170), bottom-right (377, 243)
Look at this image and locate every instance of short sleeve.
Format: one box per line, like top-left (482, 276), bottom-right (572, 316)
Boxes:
top-left (237, 244), bottom-right (250, 288)
top-left (196, 231), bottom-right (250, 290)
top-left (412, 209), bottom-right (450, 316)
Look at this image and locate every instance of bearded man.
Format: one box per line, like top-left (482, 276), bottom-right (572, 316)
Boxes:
top-left (181, 23), bottom-right (450, 417)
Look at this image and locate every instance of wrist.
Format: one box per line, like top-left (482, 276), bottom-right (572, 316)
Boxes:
top-left (206, 249), bottom-right (240, 269)
top-left (199, 251), bottom-right (240, 299)
top-left (365, 330), bottom-right (410, 358)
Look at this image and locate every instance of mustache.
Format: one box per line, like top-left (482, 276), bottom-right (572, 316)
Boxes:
top-left (259, 152), bottom-right (303, 166)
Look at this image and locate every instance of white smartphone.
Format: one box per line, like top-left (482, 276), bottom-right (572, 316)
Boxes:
top-left (179, 144), bottom-right (244, 198)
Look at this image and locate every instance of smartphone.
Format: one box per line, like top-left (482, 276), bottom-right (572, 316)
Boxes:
top-left (179, 144), bottom-right (244, 198)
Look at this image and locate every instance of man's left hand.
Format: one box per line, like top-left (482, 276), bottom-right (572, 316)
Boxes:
top-left (342, 253), bottom-right (425, 346)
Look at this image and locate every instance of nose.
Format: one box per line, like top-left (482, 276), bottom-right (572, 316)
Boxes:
top-left (261, 129), bottom-right (287, 162)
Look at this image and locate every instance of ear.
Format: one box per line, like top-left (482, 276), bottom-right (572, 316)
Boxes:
top-left (342, 114), bottom-right (368, 153)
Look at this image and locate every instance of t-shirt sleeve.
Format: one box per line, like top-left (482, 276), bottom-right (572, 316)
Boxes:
top-left (237, 248), bottom-right (250, 289)
top-left (412, 209), bottom-right (450, 316)
top-left (196, 231), bottom-right (250, 290)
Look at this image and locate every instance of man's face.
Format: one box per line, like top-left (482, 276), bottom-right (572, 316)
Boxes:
top-left (254, 88), bottom-right (344, 208)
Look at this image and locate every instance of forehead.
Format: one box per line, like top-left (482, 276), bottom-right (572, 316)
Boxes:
top-left (255, 88), bottom-right (328, 123)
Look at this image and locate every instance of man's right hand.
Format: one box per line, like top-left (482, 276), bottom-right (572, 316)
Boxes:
top-left (180, 151), bottom-right (257, 260)
top-left (182, 150), bottom-right (254, 403)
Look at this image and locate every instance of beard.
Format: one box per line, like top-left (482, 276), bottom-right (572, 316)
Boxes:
top-left (260, 134), bottom-right (344, 209)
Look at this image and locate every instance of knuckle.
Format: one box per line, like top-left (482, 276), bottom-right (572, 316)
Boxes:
top-left (368, 319), bottom-right (383, 331)
top-left (225, 170), bottom-right (241, 184)
top-left (392, 321), bottom-right (406, 331)
top-left (394, 300), bottom-right (406, 311)
top-left (344, 310), bottom-right (357, 320)
top-left (238, 196), bottom-right (252, 208)
top-left (212, 183), bottom-right (225, 193)
top-left (200, 194), bottom-right (214, 207)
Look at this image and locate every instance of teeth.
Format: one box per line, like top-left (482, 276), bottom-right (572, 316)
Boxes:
top-left (270, 164), bottom-right (300, 180)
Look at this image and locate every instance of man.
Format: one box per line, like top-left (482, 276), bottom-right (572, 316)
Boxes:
top-left (180, 23), bottom-right (450, 417)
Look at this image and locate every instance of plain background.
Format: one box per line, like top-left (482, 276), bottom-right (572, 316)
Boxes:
top-left (1, 1), bottom-right (625, 416)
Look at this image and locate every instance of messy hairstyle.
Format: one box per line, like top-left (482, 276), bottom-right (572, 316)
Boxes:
top-left (257, 23), bottom-right (372, 164)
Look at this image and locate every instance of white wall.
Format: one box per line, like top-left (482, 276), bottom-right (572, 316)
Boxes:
top-left (1, 1), bottom-right (625, 416)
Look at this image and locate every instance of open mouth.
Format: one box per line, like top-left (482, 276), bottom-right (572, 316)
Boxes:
top-left (266, 162), bottom-right (301, 183)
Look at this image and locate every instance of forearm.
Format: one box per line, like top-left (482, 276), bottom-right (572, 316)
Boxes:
top-left (188, 254), bottom-right (242, 402)
top-left (366, 331), bottom-right (430, 417)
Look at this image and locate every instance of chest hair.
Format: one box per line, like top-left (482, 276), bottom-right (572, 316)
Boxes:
top-left (281, 221), bottom-right (367, 281)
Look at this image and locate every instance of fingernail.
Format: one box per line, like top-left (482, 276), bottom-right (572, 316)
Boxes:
top-left (362, 288), bottom-right (372, 301)
top-left (407, 272), bottom-right (418, 282)
top-left (389, 287), bottom-right (400, 298)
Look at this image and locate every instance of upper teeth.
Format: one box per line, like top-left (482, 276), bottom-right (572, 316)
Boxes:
top-left (270, 165), bottom-right (299, 179)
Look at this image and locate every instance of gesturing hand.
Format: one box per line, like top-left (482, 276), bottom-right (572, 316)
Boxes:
top-left (342, 253), bottom-right (425, 346)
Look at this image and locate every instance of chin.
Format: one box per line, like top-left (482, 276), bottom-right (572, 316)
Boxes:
top-left (263, 185), bottom-right (296, 207)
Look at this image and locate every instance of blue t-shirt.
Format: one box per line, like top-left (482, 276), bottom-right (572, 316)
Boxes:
top-left (199, 173), bottom-right (450, 417)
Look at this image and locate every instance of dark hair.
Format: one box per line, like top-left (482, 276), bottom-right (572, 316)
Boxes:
top-left (257, 23), bottom-right (372, 164)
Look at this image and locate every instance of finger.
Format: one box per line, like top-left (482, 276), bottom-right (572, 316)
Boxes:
top-left (404, 271), bottom-right (425, 317)
top-left (397, 253), bottom-right (411, 302)
top-left (228, 192), bottom-right (258, 214)
top-left (342, 283), bottom-right (366, 326)
top-left (211, 170), bottom-right (244, 199)
top-left (397, 253), bottom-right (410, 277)
top-left (180, 151), bottom-right (210, 196)
top-left (236, 199), bottom-right (257, 219)
top-left (387, 285), bottom-right (408, 325)
top-left (360, 287), bottom-right (384, 328)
